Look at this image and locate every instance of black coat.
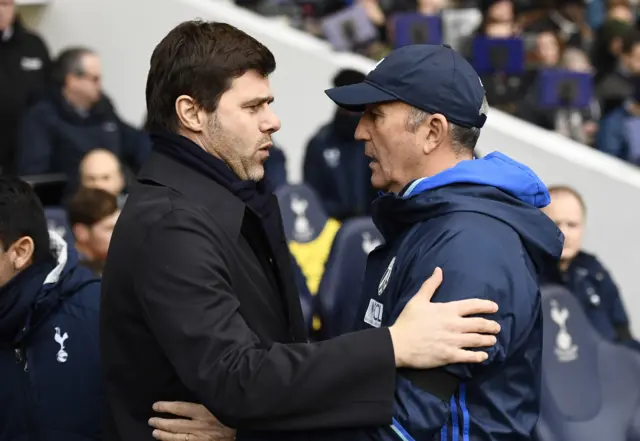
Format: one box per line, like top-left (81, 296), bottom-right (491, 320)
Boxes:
top-left (100, 150), bottom-right (396, 441)
top-left (0, 19), bottom-right (50, 175)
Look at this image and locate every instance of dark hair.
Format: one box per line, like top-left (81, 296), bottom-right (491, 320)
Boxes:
top-left (621, 28), bottom-right (640, 54)
top-left (145, 21), bottom-right (276, 132)
top-left (51, 47), bottom-right (95, 86)
top-left (548, 185), bottom-right (586, 214)
top-left (0, 177), bottom-right (51, 263)
top-left (67, 187), bottom-right (118, 228)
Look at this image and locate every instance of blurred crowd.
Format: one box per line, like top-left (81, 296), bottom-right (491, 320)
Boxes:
top-left (238, 0), bottom-right (640, 166)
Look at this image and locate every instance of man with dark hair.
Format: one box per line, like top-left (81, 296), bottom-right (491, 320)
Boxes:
top-left (101, 22), bottom-right (501, 441)
top-left (0, 0), bottom-right (50, 175)
top-left (0, 177), bottom-right (103, 441)
top-left (303, 68), bottom-right (376, 221)
top-left (67, 186), bottom-right (120, 275)
top-left (15, 46), bottom-right (150, 194)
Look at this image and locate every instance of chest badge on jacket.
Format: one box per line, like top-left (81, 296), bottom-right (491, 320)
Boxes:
top-left (54, 327), bottom-right (69, 363)
top-left (378, 256), bottom-right (396, 296)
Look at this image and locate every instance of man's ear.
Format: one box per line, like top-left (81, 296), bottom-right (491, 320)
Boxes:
top-left (423, 114), bottom-right (449, 155)
top-left (10, 236), bottom-right (35, 271)
top-left (175, 95), bottom-right (206, 133)
top-left (72, 224), bottom-right (90, 244)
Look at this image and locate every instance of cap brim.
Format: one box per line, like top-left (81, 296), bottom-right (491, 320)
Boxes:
top-left (325, 81), bottom-right (396, 112)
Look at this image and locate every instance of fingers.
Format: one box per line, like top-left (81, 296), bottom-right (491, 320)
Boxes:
top-left (153, 402), bottom-right (209, 419)
top-left (149, 417), bottom-right (207, 434)
top-left (416, 267), bottom-right (443, 301)
top-left (451, 298), bottom-right (499, 317)
top-left (447, 349), bottom-right (490, 364)
top-left (152, 429), bottom-right (188, 441)
top-left (458, 332), bottom-right (498, 348)
top-left (457, 317), bottom-right (501, 335)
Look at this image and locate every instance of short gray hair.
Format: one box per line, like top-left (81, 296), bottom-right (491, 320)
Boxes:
top-left (406, 97), bottom-right (489, 154)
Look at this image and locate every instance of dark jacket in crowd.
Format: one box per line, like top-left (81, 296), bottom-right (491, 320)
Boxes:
top-left (100, 131), bottom-right (397, 441)
top-left (0, 232), bottom-right (103, 441)
top-left (596, 104), bottom-right (640, 164)
top-left (303, 112), bottom-right (375, 221)
top-left (540, 251), bottom-right (640, 351)
top-left (264, 145), bottom-right (288, 190)
top-left (596, 69), bottom-right (634, 116)
top-left (16, 91), bottom-right (150, 186)
top-left (0, 18), bottom-right (50, 176)
top-left (314, 152), bottom-right (561, 441)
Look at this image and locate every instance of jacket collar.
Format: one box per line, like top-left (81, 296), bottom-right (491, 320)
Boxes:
top-left (137, 150), bottom-right (247, 239)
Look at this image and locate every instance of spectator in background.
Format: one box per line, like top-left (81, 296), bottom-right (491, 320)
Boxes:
top-left (590, 17), bottom-right (632, 82)
top-left (518, 46), bottom-right (600, 144)
top-left (303, 69), bottom-right (375, 221)
top-left (0, 177), bottom-right (104, 441)
top-left (67, 187), bottom-right (120, 276)
top-left (533, 30), bottom-right (562, 68)
top-left (524, 0), bottom-right (592, 51)
top-left (541, 185), bottom-right (640, 351)
top-left (555, 48), bottom-right (600, 144)
top-left (79, 148), bottom-right (128, 206)
top-left (595, 77), bottom-right (640, 164)
top-left (15, 47), bottom-right (151, 192)
top-left (596, 28), bottom-right (640, 115)
top-left (0, 0), bottom-right (50, 176)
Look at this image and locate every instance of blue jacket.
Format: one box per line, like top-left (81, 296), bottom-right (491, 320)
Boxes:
top-left (351, 152), bottom-right (563, 441)
top-left (540, 251), bottom-right (640, 351)
top-left (595, 105), bottom-right (640, 165)
top-left (0, 232), bottom-right (103, 441)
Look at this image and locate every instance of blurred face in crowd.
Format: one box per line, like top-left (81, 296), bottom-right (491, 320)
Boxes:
top-left (562, 49), bottom-right (592, 73)
top-left (0, 237), bottom-right (33, 288)
top-left (177, 70), bottom-right (280, 181)
top-left (622, 43), bottom-right (640, 75)
top-left (356, 101), bottom-right (452, 193)
top-left (608, 5), bottom-right (633, 23)
top-left (73, 210), bottom-right (120, 262)
top-left (536, 32), bottom-right (561, 67)
top-left (417, 0), bottom-right (443, 15)
top-left (66, 53), bottom-right (102, 109)
top-left (487, 0), bottom-right (513, 23)
top-left (542, 190), bottom-right (584, 266)
top-left (0, 0), bottom-right (15, 32)
top-left (80, 149), bottom-right (125, 196)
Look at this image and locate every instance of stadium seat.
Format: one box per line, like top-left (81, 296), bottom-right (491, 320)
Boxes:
top-left (276, 183), bottom-right (341, 336)
top-left (44, 206), bottom-right (73, 246)
top-left (275, 183), bottom-right (340, 295)
top-left (536, 284), bottom-right (640, 441)
top-left (316, 216), bottom-right (383, 339)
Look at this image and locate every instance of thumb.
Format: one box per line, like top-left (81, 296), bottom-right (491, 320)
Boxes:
top-left (417, 267), bottom-right (443, 302)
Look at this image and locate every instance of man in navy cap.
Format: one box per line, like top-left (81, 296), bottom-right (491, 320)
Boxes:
top-left (149, 44), bottom-right (563, 441)
top-left (318, 44), bottom-right (562, 441)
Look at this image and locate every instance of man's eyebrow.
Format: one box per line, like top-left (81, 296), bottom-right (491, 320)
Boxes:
top-left (242, 96), bottom-right (274, 107)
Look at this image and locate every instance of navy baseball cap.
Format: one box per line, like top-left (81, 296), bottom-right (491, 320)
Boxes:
top-left (325, 44), bottom-right (488, 129)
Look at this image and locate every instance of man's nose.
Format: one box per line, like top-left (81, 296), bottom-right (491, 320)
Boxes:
top-left (354, 119), bottom-right (369, 141)
top-left (261, 107), bottom-right (281, 134)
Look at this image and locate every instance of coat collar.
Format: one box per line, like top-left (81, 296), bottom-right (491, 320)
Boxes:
top-left (136, 150), bottom-right (248, 239)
